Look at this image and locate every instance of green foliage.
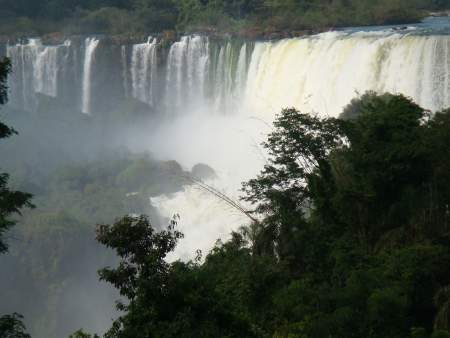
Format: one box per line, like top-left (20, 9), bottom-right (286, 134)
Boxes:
top-left (0, 0), bottom-right (448, 35)
top-left (0, 313), bottom-right (31, 338)
top-left (75, 7), bottom-right (138, 34)
top-left (96, 215), bottom-right (184, 337)
top-left (70, 329), bottom-right (101, 338)
top-left (0, 173), bottom-right (34, 253)
top-left (0, 58), bottom-right (11, 106)
top-left (97, 216), bottom-right (282, 337)
top-left (0, 57), bottom-right (33, 254)
top-left (96, 93), bottom-right (450, 338)
top-left (240, 93), bottom-right (450, 337)
top-left (0, 56), bottom-right (31, 338)
top-left (432, 330), bottom-right (450, 338)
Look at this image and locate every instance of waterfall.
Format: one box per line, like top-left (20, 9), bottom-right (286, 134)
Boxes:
top-left (6, 31), bottom-right (450, 117)
top-left (33, 40), bottom-right (60, 97)
top-left (243, 32), bottom-right (450, 118)
top-left (164, 36), bottom-right (248, 115)
top-left (165, 36), bottom-right (216, 113)
top-left (206, 40), bottom-right (251, 113)
top-left (82, 37), bottom-right (100, 114)
top-left (5, 28), bottom-right (450, 258)
top-left (130, 37), bottom-right (158, 106)
top-left (166, 36), bottom-right (190, 111)
top-left (235, 43), bottom-right (248, 98)
top-left (185, 35), bottom-right (209, 104)
top-left (121, 45), bottom-right (129, 97)
top-left (6, 39), bottom-right (67, 111)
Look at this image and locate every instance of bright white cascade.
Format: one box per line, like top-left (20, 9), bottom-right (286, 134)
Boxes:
top-left (33, 41), bottom-right (59, 96)
top-left (6, 39), bottom-right (68, 111)
top-left (244, 31), bottom-right (450, 118)
top-left (82, 37), bottom-right (100, 114)
top-left (130, 37), bottom-right (158, 105)
top-left (162, 36), bottom-right (250, 114)
top-left (165, 36), bottom-right (210, 112)
top-left (149, 112), bottom-right (265, 260)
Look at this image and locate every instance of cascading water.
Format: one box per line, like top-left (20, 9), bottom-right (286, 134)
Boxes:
top-left (121, 45), bottom-right (129, 97)
top-left (163, 36), bottom-right (246, 114)
top-left (82, 37), bottom-right (100, 114)
top-left (32, 40), bottom-right (65, 97)
top-left (6, 39), bottom-right (69, 111)
top-left (244, 31), bottom-right (450, 118)
top-left (7, 31), bottom-right (450, 116)
top-left (5, 25), bottom-right (450, 258)
top-left (130, 37), bottom-right (158, 106)
top-left (185, 36), bottom-right (209, 106)
top-left (235, 44), bottom-right (249, 99)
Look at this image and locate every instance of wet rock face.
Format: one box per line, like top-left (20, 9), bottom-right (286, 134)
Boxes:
top-left (191, 163), bottom-right (217, 181)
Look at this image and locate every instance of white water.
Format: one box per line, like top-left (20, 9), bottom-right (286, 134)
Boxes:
top-left (32, 39), bottom-right (65, 97)
top-left (163, 36), bottom-right (248, 115)
top-left (6, 39), bottom-right (67, 110)
top-left (244, 32), bottom-right (450, 118)
top-left (130, 37), bottom-right (158, 105)
top-left (82, 38), bottom-right (100, 114)
top-left (148, 112), bottom-right (265, 260)
top-left (165, 36), bottom-right (212, 112)
top-left (154, 182), bottom-right (249, 261)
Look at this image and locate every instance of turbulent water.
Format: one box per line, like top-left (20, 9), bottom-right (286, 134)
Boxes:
top-left (5, 25), bottom-right (450, 258)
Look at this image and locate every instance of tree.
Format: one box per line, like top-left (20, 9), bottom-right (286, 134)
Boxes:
top-left (96, 216), bottom-right (264, 338)
top-left (0, 57), bottom-right (33, 254)
top-left (241, 109), bottom-right (346, 273)
top-left (69, 329), bottom-right (101, 338)
top-left (0, 313), bottom-right (31, 338)
top-left (241, 93), bottom-right (450, 337)
top-left (0, 57), bottom-right (32, 338)
top-left (94, 93), bottom-right (449, 338)
top-left (96, 215), bottom-right (183, 337)
top-left (334, 93), bottom-right (431, 249)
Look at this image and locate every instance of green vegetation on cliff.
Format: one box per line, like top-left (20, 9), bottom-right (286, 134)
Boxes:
top-left (0, 0), bottom-right (449, 36)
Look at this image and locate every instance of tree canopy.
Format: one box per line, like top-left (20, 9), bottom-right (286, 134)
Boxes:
top-left (0, 57), bottom-right (33, 338)
top-left (0, 58), bottom-right (33, 254)
top-left (0, 313), bottom-right (31, 338)
top-left (92, 93), bottom-right (450, 338)
top-left (0, 0), bottom-right (449, 35)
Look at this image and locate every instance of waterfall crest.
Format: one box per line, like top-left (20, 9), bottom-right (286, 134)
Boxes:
top-left (244, 32), bottom-right (450, 118)
top-left (6, 32), bottom-right (450, 117)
